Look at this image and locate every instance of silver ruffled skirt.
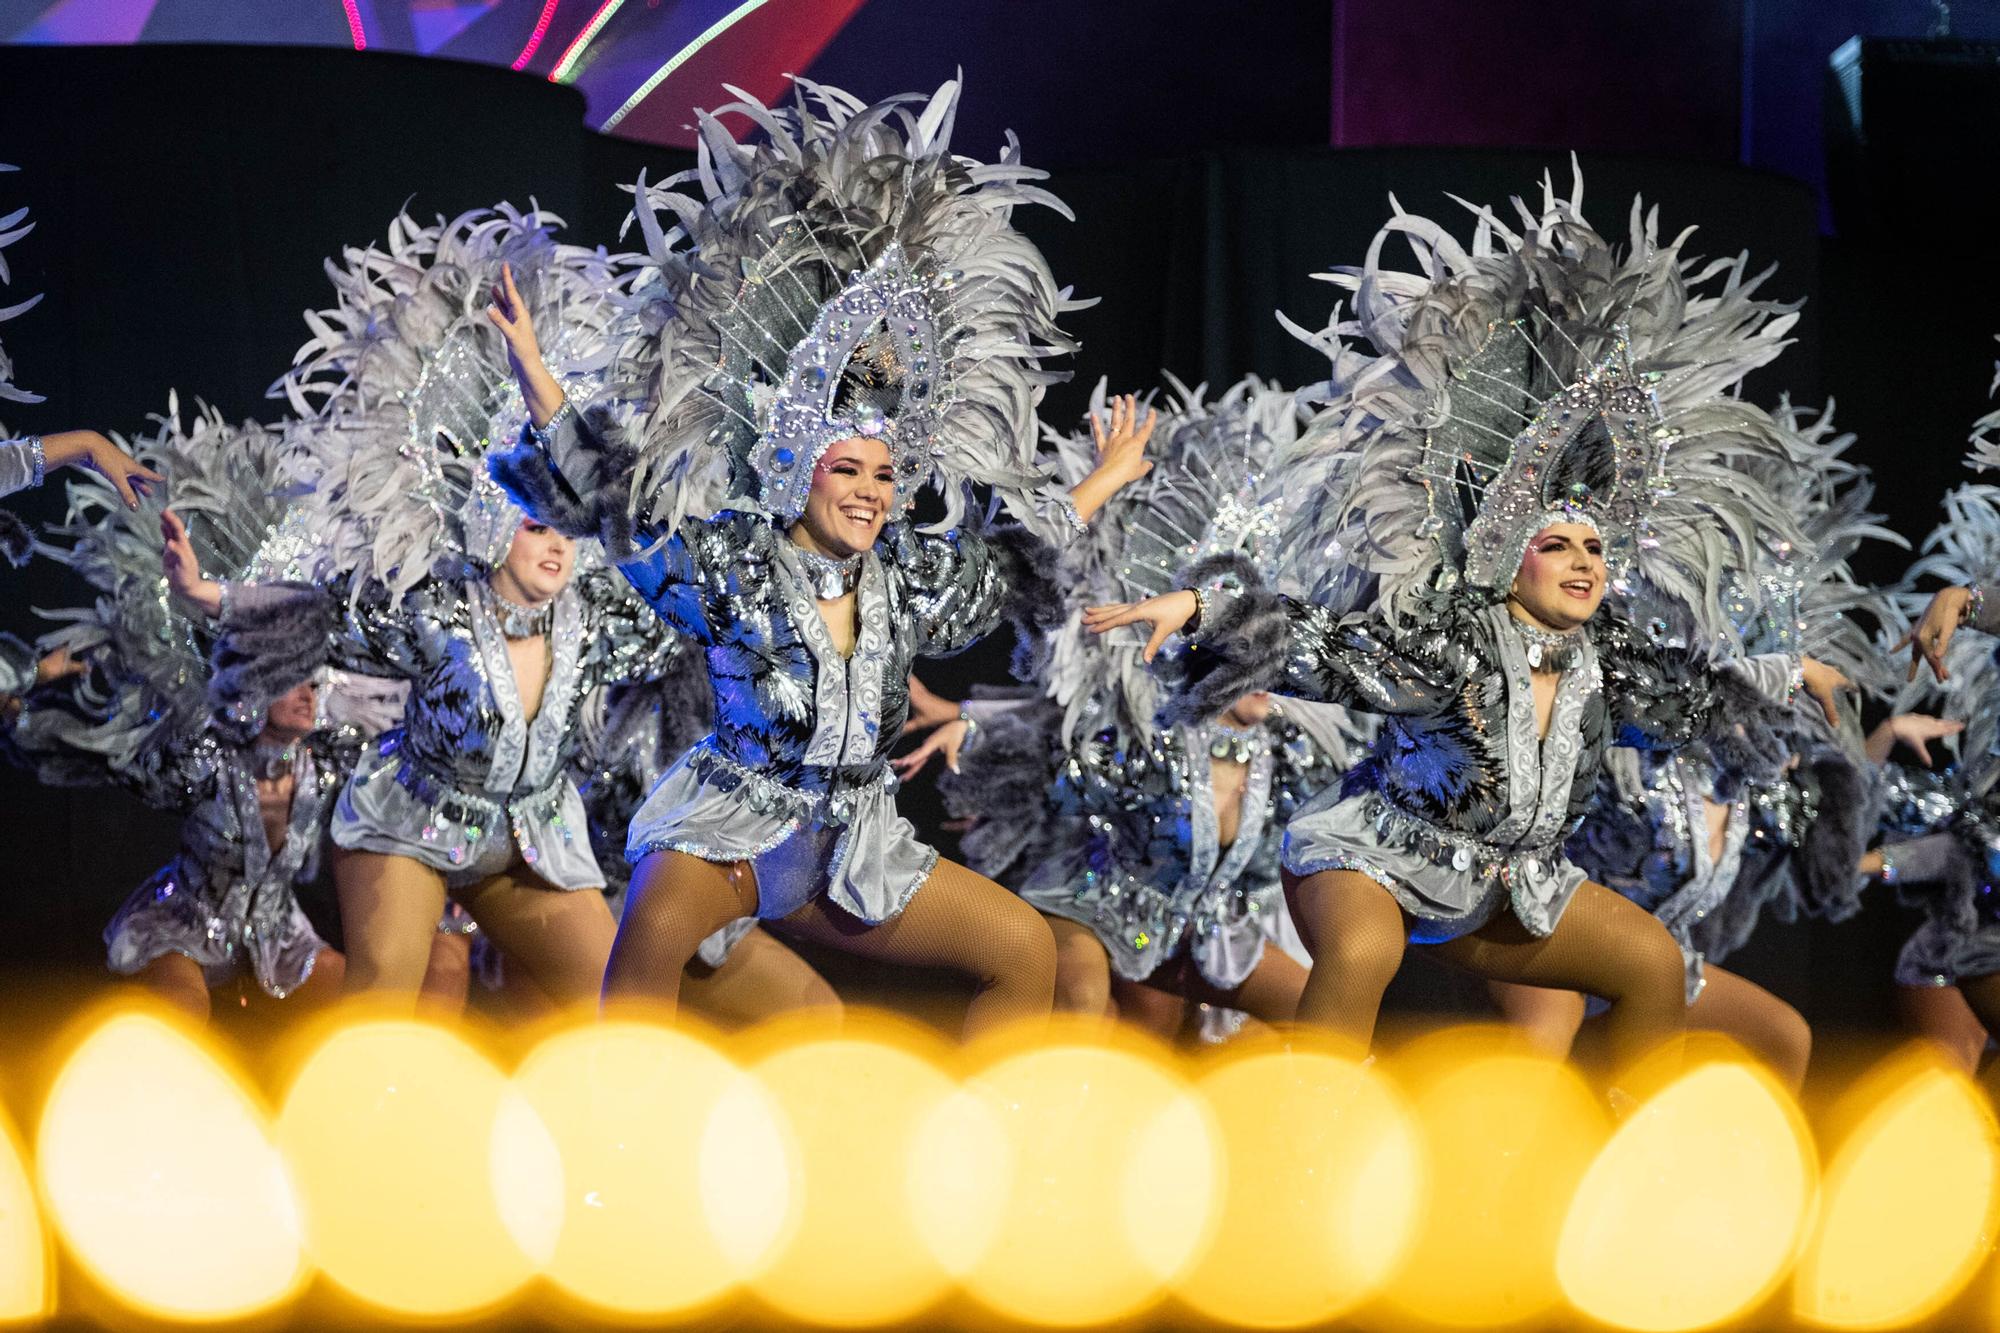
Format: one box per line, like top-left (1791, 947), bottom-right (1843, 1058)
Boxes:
top-left (1282, 788), bottom-right (1587, 943)
top-left (333, 746), bottom-right (603, 892)
top-left (1018, 844), bottom-right (1278, 989)
top-left (105, 863), bottom-right (326, 998)
top-left (626, 741), bottom-right (938, 923)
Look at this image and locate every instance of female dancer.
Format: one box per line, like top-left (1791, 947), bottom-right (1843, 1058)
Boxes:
top-left (1086, 178), bottom-right (1850, 1075)
top-left (185, 207), bottom-right (815, 1013)
top-left (908, 379), bottom-right (1365, 1035)
top-left (1872, 381), bottom-right (2000, 1068)
top-left (491, 81), bottom-right (1154, 1035)
top-left (0, 403), bottom-right (455, 1020)
top-left (1488, 403), bottom-right (1907, 1088)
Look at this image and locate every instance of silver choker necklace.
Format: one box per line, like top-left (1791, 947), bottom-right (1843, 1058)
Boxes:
top-left (793, 544), bottom-right (862, 600)
top-left (1511, 617), bottom-right (1583, 671)
top-left (494, 595), bottom-right (554, 640)
top-left (1204, 721), bottom-right (1268, 765)
top-left (250, 739), bottom-right (298, 780)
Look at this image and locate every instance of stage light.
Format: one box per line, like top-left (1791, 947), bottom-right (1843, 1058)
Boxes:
top-left (512, 1018), bottom-right (794, 1318)
top-left (1558, 1057), bottom-right (1815, 1331)
top-left (0, 1103), bottom-right (43, 1322)
top-left (1173, 1037), bottom-right (1422, 1328)
top-left (1380, 1026), bottom-right (1610, 1328)
top-left (37, 1010), bottom-right (304, 1321)
top-left (928, 1021), bottom-right (1216, 1327)
top-left (746, 1011), bottom-right (963, 1325)
top-left (275, 1017), bottom-right (556, 1318)
top-left (1794, 1047), bottom-right (2000, 1328)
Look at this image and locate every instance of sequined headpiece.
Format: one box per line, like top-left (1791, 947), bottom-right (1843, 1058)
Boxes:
top-left (614, 78), bottom-right (1081, 537)
top-left (1275, 166), bottom-right (1817, 647)
top-left (739, 243), bottom-right (948, 520)
top-left (1420, 317), bottom-right (1663, 594)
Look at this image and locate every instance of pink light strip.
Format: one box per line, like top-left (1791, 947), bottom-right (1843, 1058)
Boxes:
top-left (510, 0), bottom-right (561, 70)
top-left (340, 0), bottom-right (367, 49)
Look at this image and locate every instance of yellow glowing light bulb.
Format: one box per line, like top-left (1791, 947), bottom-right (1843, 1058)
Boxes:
top-left (38, 1009), bottom-right (304, 1321)
top-left (512, 1019), bottom-right (795, 1318)
top-left (0, 1102), bottom-right (43, 1323)
top-left (1558, 1059), bottom-right (1816, 1331)
top-left (747, 1011), bottom-right (963, 1326)
top-left (1174, 1037), bottom-right (1423, 1328)
top-left (1795, 1048), bottom-right (2000, 1328)
top-left (276, 1017), bottom-right (559, 1319)
top-left (1381, 1026), bottom-right (1611, 1328)
top-left (923, 1022), bottom-right (1217, 1327)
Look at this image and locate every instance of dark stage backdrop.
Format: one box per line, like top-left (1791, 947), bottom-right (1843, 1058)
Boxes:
top-left (0, 45), bottom-right (1937, 1033)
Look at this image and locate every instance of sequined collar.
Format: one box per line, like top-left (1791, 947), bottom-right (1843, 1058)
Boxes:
top-left (790, 541), bottom-right (863, 600)
top-left (493, 593), bottom-right (555, 640)
top-left (1507, 615), bottom-right (1584, 672)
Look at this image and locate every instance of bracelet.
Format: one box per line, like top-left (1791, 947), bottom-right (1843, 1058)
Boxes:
top-left (26, 435), bottom-right (44, 488)
top-left (1962, 584), bottom-right (1986, 628)
top-left (1878, 844), bottom-right (1899, 886)
top-left (523, 398), bottom-right (576, 450)
top-left (1188, 587), bottom-right (1209, 636)
top-left (1783, 655), bottom-right (1806, 709)
top-left (957, 706), bottom-right (979, 746)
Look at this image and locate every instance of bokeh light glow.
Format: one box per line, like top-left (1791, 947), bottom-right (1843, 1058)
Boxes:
top-left (276, 1018), bottom-right (553, 1318)
top-left (1795, 1049), bottom-right (2000, 1328)
top-left (1558, 1059), bottom-right (1816, 1331)
top-left (38, 1011), bottom-right (304, 1321)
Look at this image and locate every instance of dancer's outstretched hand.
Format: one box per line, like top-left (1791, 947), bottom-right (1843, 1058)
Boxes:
top-left (41, 430), bottom-right (163, 509)
top-left (1091, 393), bottom-right (1157, 486)
top-left (34, 645), bottom-right (84, 685)
top-left (1864, 712), bottom-right (1964, 766)
top-left (1067, 393), bottom-right (1157, 524)
top-left (900, 673), bottom-right (959, 737)
top-left (893, 718), bottom-right (969, 778)
top-left (1895, 586), bottom-right (1973, 683)
top-left (1083, 589), bottom-right (1197, 663)
top-left (486, 262), bottom-right (565, 425)
top-left (159, 508), bottom-right (222, 617)
top-left (1799, 655), bottom-right (1855, 730)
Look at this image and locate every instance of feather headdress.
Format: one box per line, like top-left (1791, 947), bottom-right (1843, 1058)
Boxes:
top-left (0, 164), bottom-right (41, 408)
top-left (1038, 375), bottom-right (1310, 742)
top-left (1275, 167), bottom-right (1816, 650)
top-left (611, 77), bottom-right (1084, 535)
top-left (269, 205), bottom-right (632, 597)
top-left (27, 398), bottom-right (296, 767)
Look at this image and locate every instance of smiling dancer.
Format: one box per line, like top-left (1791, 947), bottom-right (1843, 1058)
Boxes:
top-left (491, 80), bottom-right (1155, 1035)
top-left (1487, 402), bottom-right (1905, 1086)
top-left (1086, 176), bottom-right (1851, 1076)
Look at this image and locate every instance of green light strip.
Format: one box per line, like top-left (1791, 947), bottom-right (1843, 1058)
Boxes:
top-left (550, 0), bottom-right (627, 84)
top-left (598, 0), bottom-right (773, 131)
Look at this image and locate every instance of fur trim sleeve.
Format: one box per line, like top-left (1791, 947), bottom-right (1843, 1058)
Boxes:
top-left (489, 401), bottom-right (643, 557)
top-left (1159, 551), bottom-right (1291, 728)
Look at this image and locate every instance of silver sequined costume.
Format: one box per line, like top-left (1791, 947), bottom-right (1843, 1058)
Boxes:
top-left (1, 403), bottom-right (368, 993)
top-left (949, 696), bottom-right (1351, 986)
top-left (1878, 378), bottom-right (2000, 986)
top-left (212, 568), bottom-right (688, 891)
top-left (9, 718), bottom-right (353, 995)
top-left (942, 377), bottom-right (1363, 986)
top-left (491, 81), bottom-right (1084, 924)
top-left (1176, 175), bottom-right (1827, 943)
